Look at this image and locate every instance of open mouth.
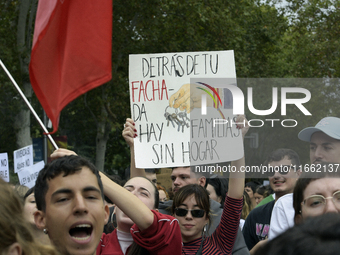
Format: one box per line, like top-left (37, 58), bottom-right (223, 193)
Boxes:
top-left (69, 224), bottom-right (93, 241)
top-left (183, 224), bottom-right (194, 227)
top-left (274, 180), bottom-right (285, 185)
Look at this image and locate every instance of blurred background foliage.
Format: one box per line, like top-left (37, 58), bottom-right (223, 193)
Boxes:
top-left (1, 0), bottom-right (340, 182)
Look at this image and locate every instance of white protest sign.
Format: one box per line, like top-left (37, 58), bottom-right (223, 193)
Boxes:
top-left (17, 160), bottom-right (45, 188)
top-left (129, 50), bottom-right (243, 168)
top-left (13, 145), bottom-right (33, 173)
top-left (0, 153), bottom-right (9, 182)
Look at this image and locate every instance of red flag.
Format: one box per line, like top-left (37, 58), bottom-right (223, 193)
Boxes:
top-left (29, 0), bottom-right (112, 134)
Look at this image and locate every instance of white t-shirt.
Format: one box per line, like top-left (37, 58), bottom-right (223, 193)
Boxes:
top-left (239, 218), bottom-right (245, 230)
top-left (117, 229), bottom-right (133, 254)
top-left (268, 193), bottom-right (295, 240)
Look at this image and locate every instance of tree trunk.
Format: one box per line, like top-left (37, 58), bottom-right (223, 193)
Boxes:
top-left (14, 82), bottom-right (32, 148)
top-left (95, 103), bottom-right (110, 172)
top-left (14, 0), bottom-right (37, 148)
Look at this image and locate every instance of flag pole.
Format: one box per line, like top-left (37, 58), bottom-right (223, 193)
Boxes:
top-left (0, 59), bottom-right (59, 150)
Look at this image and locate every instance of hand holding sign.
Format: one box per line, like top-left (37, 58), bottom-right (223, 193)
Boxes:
top-left (122, 118), bottom-right (137, 147)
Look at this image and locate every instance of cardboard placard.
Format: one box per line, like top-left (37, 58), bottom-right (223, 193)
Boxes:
top-left (129, 50), bottom-right (243, 168)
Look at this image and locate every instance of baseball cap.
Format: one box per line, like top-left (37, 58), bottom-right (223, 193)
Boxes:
top-left (298, 117), bottom-right (340, 142)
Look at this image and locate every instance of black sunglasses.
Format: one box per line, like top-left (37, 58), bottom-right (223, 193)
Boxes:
top-left (267, 165), bottom-right (296, 177)
top-left (175, 208), bottom-right (205, 218)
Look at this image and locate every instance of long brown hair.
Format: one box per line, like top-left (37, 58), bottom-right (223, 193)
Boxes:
top-left (241, 191), bottom-right (252, 219)
top-left (0, 179), bottom-right (59, 255)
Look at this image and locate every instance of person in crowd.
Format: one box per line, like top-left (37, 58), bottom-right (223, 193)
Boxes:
top-left (102, 174), bottom-right (125, 234)
top-left (293, 166), bottom-right (340, 224)
top-left (172, 144), bottom-right (245, 254)
top-left (254, 213), bottom-right (340, 255)
top-left (34, 155), bottom-right (110, 255)
top-left (242, 149), bottom-right (301, 253)
top-left (145, 169), bottom-right (158, 185)
top-left (206, 175), bottom-right (229, 208)
top-left (157, 184), bottom-right (170, 202)
top-left (23, 187), bottom-right (51, 245)
top-left (123, 115), bottom-right (251, 255)
top-left (0, 179), bottom-right (58, 255)
top-left (268, 116), bottom-right (340, 240)
top-left (253, 185), bottom-right (272, 205)
top-left (244, 181), bottom-right (260, 209)
top-left (97, 175), bottom-right (182, 255)
top-left (298, 116), bottom-right (340, 165)
top-left (255, 191), bottom-right (275, 208)
top-left (252, 187), bottom-right (263, 206)
top-left (47, 150), bottom-right (182, 255)
top-left (255, 184), bottom-right (275, 208)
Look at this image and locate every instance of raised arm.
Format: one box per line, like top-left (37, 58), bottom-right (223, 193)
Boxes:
top-left (123, 118), bottom-right (147, 179)
top-left (211, 115), bottom-right (249, 254)
top-left (99, 172), bottom-right (154, 230)
top-left (228, 115), bottom-right (249, 199)
top-left (50, 148), bottom-right (154, 231)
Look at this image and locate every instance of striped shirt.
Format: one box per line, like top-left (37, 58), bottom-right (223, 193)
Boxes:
top-left (182, 196), bottom-right (243, 255)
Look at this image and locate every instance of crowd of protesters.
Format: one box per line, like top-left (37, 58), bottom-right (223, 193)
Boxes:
top-left (2, 116), bottom-right (340, 255)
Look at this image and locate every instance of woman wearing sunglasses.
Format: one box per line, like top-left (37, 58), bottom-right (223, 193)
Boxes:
top-left (293, 164), bottom-right (340, 224)
top-left (171, 114), bottom-right (248, 255)
top-left (172, 156), bottom-right (245, 255)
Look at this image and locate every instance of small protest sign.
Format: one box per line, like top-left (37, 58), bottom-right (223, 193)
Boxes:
top-left (0, 153), bottom-right (9, 182)
top-left (17, 160), bottom-right (45, 188)
top-left (13, 145), bottom-right (34, 173)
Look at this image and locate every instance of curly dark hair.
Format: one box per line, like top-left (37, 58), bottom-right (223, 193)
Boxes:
top-left (35, 155), bottom-right (104, 212)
